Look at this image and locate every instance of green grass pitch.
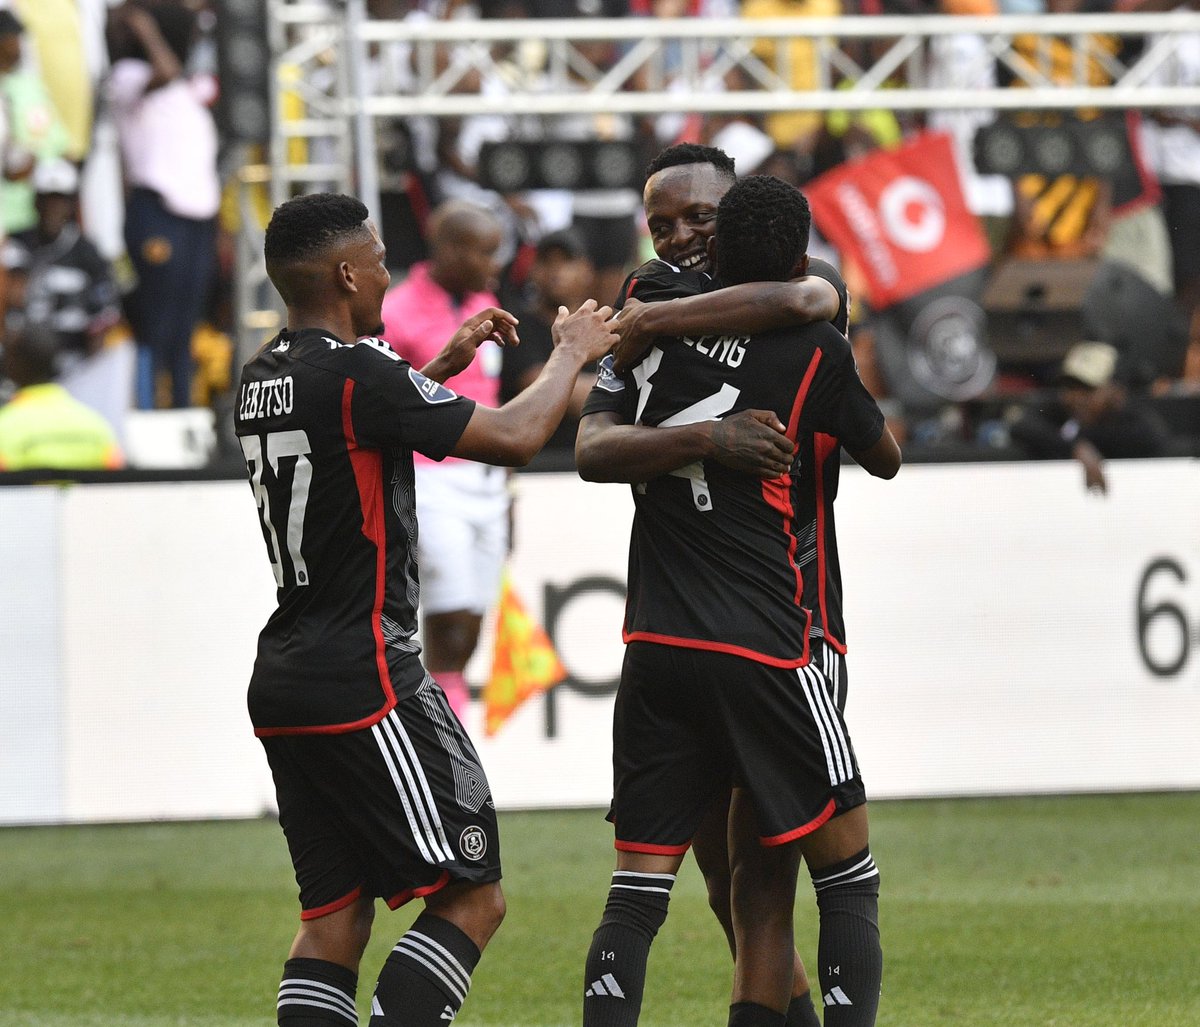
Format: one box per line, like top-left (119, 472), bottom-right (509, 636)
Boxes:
top-left (2, 793), bottom-right (1198, 1026)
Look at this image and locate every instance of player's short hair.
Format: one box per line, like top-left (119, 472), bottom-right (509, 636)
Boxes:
top-left (715, 175), bottom-right (811, 286)
top-left (264, 193), bottom-right (371, 267)
top-left (644, 143), bottom-right (737, 185)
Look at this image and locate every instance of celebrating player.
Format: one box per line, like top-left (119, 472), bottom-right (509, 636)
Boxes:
top-left (577, 172), bottom-right (899, 1027)
top-left (234, 192), bottom-right (616, 1027)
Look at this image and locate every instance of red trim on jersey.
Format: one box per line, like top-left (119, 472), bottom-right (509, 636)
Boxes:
top-left (384, 870), bottom-right (452, 910)
top-left (760, 798), bottom-right (837, 847)
top-left (622, 629), bottom-right (811, 669)
top-left (761, 349), bottom-right (824, 605)
top-left (626, 277), bottom-right (639, 300)
top-left (813, 431), bottom-right (846, 654)
top-left (615, 838), bottom-right (692, 856)
top-left (300, 886), bottom-right (364, 920)
top-left (253, 705), bottom-right (394, 737)
top-left (343, 378), bottom-right (398, 710)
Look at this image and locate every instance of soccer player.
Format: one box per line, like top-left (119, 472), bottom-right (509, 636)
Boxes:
top-left (580, 142), bottom-right (853, 1027)
top-left (577, 175), bottom-right (899, 1027)
top-left (234, 192), bottom-right (616, 1027)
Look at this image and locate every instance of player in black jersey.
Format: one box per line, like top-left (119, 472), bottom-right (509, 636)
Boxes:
top-left (235, 192), bottom-right (616, 1027)
top-left (578, 174), bottom-right (899, 1027)
top-left (579, 144), bottom-right (848, 1027)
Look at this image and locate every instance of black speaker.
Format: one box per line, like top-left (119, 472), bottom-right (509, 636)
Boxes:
top-left (215, 0), bottom-right (270, 145)
top-left (981, 257), bottom-right (1097, 366)
top-left (973, 113), bottom-right (1139, 202)
top-left (479, 141), bottom-right (641, 193)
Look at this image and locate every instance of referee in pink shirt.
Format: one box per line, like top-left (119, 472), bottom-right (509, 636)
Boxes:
top-left (381, 199), bottom-right (511, 724)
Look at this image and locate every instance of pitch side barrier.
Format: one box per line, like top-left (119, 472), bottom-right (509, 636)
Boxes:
top-left (1, 457), bottom-right (1196, 825)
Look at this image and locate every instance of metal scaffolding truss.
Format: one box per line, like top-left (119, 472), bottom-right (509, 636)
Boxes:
top-left (233, 3), bottom-right (1200, 351)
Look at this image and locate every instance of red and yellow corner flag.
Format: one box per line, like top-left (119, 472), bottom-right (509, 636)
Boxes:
top-left (483, 570), bottom-right (567, 736)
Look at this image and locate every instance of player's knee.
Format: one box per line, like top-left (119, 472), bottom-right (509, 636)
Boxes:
top-left (599, 877), bottom-right (673, 942)
top-left (703, 869), bottom-right (733, 926)
top-left (428, 879), bottom-right (506, 947)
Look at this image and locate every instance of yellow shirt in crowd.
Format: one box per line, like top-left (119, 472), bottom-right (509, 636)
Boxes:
top-left (0, 383), bottom-right (124, 471)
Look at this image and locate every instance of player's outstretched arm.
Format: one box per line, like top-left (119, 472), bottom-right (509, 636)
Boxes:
top-left (575, 409), bottom-right (793, 483)
top-left (420, 307), bottom-right (520, 383)
top-left (613, 277), bottom-right (840, 374)
top-left (452, 301), bottom-right (616, 467)
top-left (847, 425), bottom-right (902, 479)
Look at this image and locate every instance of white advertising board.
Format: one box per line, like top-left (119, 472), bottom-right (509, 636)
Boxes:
top-left (0, 458), bottom-right (1196, 825)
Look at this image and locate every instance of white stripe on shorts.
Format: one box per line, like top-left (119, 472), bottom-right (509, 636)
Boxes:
top-left (797, 663), bottom-right (852, 785)
top-left (372, 708), bottom-right (454, 864)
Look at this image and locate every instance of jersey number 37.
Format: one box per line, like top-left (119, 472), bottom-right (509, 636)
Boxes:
top-left (240, 430), bottom-right (313, 588)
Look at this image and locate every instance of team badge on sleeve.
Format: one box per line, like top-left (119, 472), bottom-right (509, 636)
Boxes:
top-left (408, 367), bottom-right (460, 404)
top-left (594, 354), bottom-right (625, 394)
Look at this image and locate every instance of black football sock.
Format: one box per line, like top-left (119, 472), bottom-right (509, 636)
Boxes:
top-left (729, 1001), bottom-right (787, 1026)
top-left (811, 848), bottom-right (882, 1027)
top-left (368, 912), bottom-right (481, 1026)
top-left (786, 990), bottom-right (822, 1027)
top-left (277, 957), bottom-right (359, 1026)
top-left (582, 870), bottom-right (675, 1027)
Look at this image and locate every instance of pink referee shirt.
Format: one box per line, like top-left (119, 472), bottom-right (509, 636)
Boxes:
top-left (381, 262), bottom-right (504, 465)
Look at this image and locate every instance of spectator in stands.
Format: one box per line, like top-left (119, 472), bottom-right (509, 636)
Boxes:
top-left (9, 0), bottom-right (94, 165)
top-left (0, 8), bottom-right (69, 237)
top-left (741, 0), bottom-right (840, 163)
top-left (1134, 0), bottom-right (1200, 385)
top-left (1008, 340), bottom-right (1170, 493)
top-left (106, 0), bottom-right (219, 410)
top-left (0, 323), bottom-right (124, 470)
top-left (2, 158), bottom-right (121, 377)
top-left (500, 228), bottom-right (597, 458)
top-left (381, 199), bottom-right (510, 723)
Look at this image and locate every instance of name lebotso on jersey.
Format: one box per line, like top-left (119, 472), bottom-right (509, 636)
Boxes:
top-left (239, 375), bottom-right (295, 421)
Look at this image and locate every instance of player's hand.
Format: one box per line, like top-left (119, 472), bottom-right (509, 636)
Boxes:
top-left (422, 307), bottom-right (520, 383)
top-left (612, 298), bottom-right (658, 375)
top-left (709, 409), bottom-right (794, 479)
top-left (552, 299), bottom-right (618, 363)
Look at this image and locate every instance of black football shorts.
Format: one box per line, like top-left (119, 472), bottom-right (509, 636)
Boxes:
top-left (262, 673), bottom-right (501, 920)
top-left (610, 641), bottom-right (866, 853)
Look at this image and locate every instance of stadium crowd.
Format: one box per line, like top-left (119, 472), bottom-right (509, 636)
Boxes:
top-left (0, 0), bottom-right (1199, 474)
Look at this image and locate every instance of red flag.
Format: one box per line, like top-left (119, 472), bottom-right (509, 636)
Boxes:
top-left (807, 132), bottom-right (990, 309)
top-left (483, 571), bottom-right (566, 736)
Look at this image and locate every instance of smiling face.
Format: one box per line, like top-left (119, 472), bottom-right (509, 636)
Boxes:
top-left (348, 221), bottom-right (391, 338)
top-left (643, 162), bottom-right (733, 272)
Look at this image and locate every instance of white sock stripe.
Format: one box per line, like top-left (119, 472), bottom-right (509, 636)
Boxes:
top-left (391, 942), bottom-right (468, 1005)
top-left (813, 860), bottom-right (879, 892)
top-left (278, 981), bottom-right (357, 1017)
top-left (403, 930), bottom-right (471, 990)
top-left (610, 883), bottom-right (673, 894)
top-left (612, 871), bottom-right (676, 883)
top-left (394, 931), bottom-right (471, 999)
top-left (277, 992), bottom-right (359, 1025)
top-left (812, 852), bottom-right (877, 886)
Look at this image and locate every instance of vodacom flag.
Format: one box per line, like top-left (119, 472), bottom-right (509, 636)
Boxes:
top-left (807, 131), bottom-right (990, 310)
